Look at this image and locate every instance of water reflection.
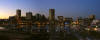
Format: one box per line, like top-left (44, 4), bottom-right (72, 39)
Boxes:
top-left (8, 24), bottom-right (71, 33)
top-left (1, 24), bottom-right (99, 40)
top-left (0, 27), bottom-right (5, 30)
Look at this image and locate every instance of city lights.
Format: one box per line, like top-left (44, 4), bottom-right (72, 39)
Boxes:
top-left (0, 0), bottom-right (100, 40)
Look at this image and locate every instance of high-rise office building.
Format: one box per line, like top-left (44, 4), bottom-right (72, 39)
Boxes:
top-left (26, 12), bottom-right (32, 19)
top-left (35, 13), bottom-right (41, 21)
top-left (64, 17), bottom-right (73, 24)
top-left (49, 9), bottom-right (55, 21)
top-left (89, 14), bottom-right (95, 20)
top-left (16, 9), bottom-right (21, 18)
top-left (49, 9), bottom-right (55, 32)
top-left (58, 16), bottom-right (63, 22)
top-left (58, 16), bottom-right (64, 31)
top-left (49, 9), bottom-right (57, 40)
top-left (16, 9), bottom-right (22, 26)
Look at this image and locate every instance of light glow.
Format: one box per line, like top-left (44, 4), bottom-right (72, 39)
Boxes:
top-left (94, 28), bottom-right (97, 31)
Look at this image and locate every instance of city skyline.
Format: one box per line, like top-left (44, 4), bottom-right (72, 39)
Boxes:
top-left (0, 0), bottom-right (100, 40)
top-left (0, 0), bottom-right (100, 19)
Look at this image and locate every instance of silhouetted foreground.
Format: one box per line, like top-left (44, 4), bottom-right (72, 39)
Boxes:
top-left (0, 31), bottom-right (78, 40)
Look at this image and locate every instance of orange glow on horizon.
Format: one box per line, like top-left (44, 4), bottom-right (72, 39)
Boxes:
top-left (0, 17), bottom-right (9, 19)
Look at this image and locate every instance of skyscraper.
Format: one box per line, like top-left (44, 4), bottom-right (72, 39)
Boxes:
top-left (58, 16), bottom-right (63, 22)
top-left (35, 13), bottom-right (41, 21)
top-left (16, 9), bottom-right (21, 18)
top-left (49, 9), bottom-right (56, 40)
top-left (89, 14), bottom-right (95, 20)
top-left (16, 9), bottom-right (22, 26)
top-left (26, 12), bottom-right (32, 19)
top-left (49, 9), bottom-right (55, 32)
top-left (49, 9), bottom-right (55, 21)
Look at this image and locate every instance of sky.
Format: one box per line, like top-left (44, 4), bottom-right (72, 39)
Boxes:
top-left (0, 0), bottom-right (100, 19)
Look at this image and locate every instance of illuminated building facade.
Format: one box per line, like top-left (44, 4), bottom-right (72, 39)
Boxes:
top-left (57, 16), bottom-right (64, 31)
top-left (49, 9), bottom-right (55, 21)
top-left (26, 12), bottom-right (32, 20)
top-left (64, 17), bottom-right (73, 25)
top-left (49, 9), bottom-right (55, 32)
top-left (49, 9), bottom-right (56, 40)
top-left (89, 14), bottom-right (95, 20)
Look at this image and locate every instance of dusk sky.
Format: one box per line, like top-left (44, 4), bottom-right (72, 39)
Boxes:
top-left (0, 0), bottom-right (100, 19)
